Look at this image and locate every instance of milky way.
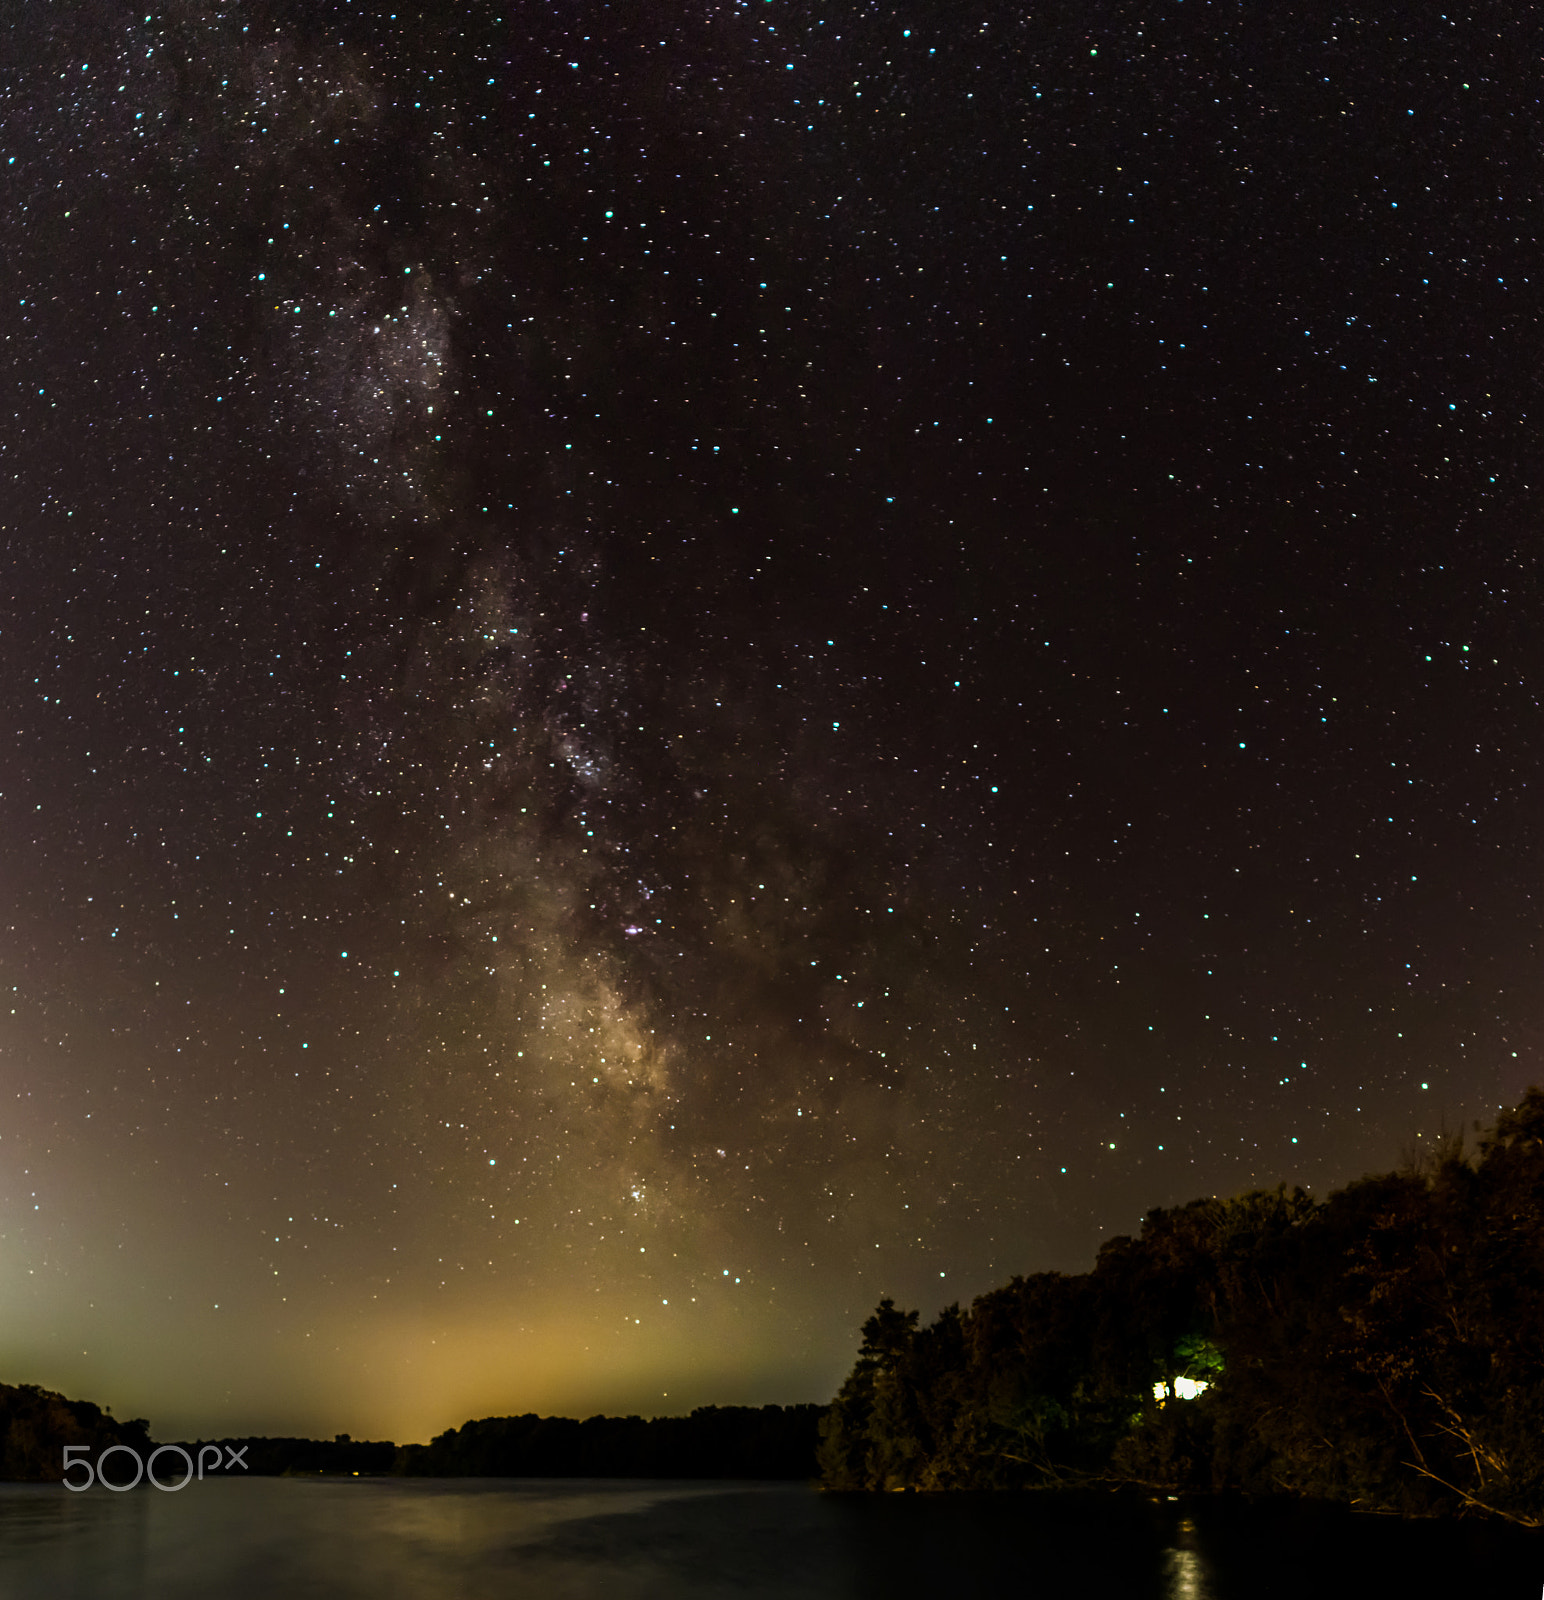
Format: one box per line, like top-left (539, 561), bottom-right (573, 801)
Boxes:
top-left (2, 0), bottom-right (1541, 1439)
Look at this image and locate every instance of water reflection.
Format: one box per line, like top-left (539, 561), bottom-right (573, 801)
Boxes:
top-left (0, 1478), bottom-right (850, 1600)
top-left (0, 1479), bottom-right (1539, 1600)
top-left (1162, 1516), bottom-right (1213, 1600)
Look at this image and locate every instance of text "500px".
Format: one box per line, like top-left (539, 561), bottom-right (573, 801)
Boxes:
top-left (63, 1444), bottom-right (249, 1491)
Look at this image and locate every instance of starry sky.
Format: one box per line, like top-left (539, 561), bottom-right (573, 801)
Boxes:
top-left (2, 0), bottom-right (1540, 1443)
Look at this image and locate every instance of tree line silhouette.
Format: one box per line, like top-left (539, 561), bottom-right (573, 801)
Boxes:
top-left (395, 1404), bottom-right (821, 1477)
top-left (0, 1384), bottom-right (152, 1482)
top-left (0, 1400), bottom-right (821, 1482)
top-left (167, 1405), bottom-right (822, 1479)
top-left (820, 1089), bottom-right (1544, 1522)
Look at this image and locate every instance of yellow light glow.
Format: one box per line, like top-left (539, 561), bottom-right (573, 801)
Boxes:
top-left (1152, 1376), bottom-right (1209, 1402)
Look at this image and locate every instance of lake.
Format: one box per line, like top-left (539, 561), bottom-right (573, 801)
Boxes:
top-left (0, 1476), bottom-right (1540, 1599)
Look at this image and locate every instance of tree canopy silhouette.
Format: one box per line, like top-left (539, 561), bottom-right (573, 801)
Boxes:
top-left (821, 1089), bottom-right (1544, 1523)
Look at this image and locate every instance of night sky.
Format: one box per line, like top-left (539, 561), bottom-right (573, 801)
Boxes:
top-left (3, 0), bottom-right (1540, 1442)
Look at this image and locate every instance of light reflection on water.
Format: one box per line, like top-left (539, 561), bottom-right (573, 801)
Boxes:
top-left (2, 1478), bottom-right (843, 1600)
top-left (1162, 1517), bottom-right (1213, 1600)
top-left (1, 1477), bottom-right (1539, 1600)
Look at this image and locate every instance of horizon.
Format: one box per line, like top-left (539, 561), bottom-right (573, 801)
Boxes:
top-left (3, 1116), bottom-right (1497, 1442)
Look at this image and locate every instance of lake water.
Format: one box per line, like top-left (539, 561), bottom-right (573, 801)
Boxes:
top-left (1, 1476), bottom-right (1540, 1599)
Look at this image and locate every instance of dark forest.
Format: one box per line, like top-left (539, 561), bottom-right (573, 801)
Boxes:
top-left (820, 1089), bottom-right (1544, 1523)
